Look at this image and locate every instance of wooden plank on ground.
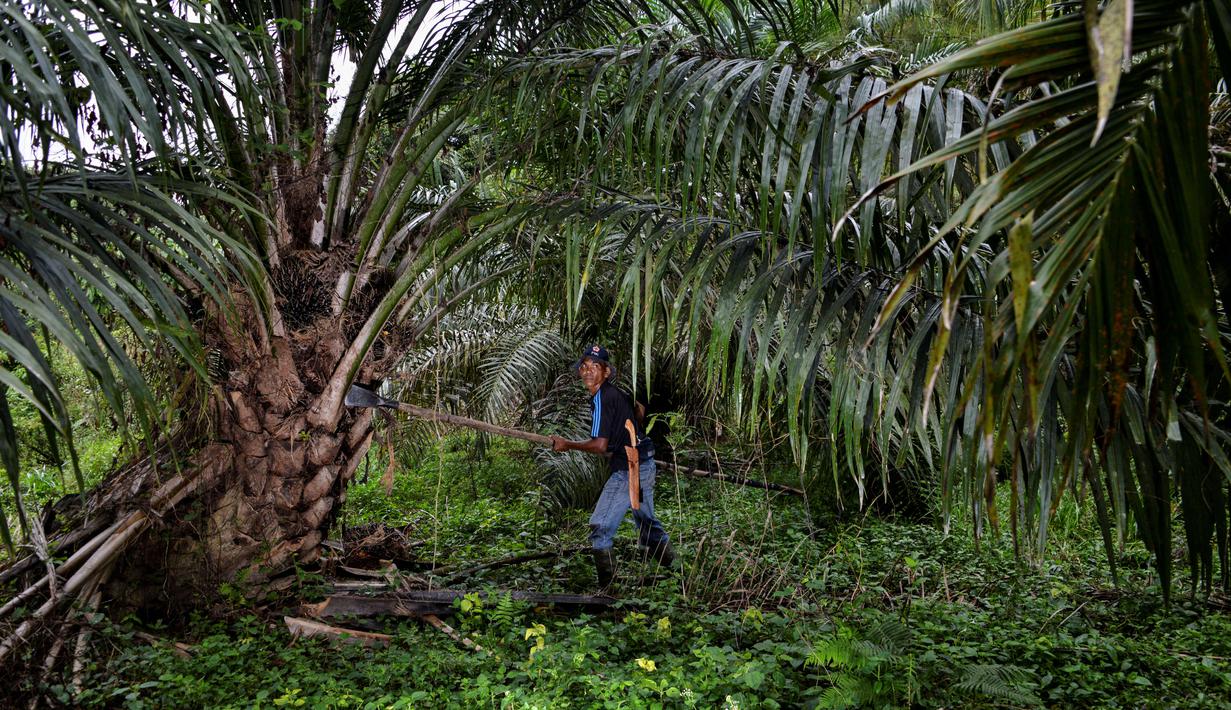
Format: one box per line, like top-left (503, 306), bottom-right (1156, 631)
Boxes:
top-left (392, 589), bottom-right (616, 611)
top-left (436, 548), bottom-right (583, 583)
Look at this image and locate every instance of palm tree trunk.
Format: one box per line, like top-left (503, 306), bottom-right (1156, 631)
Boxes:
top-left (135, 332), bottom-right (378, 607)
top-left (51, 325), bottom-right (379, 616)
top-left (197, 393), bottom-right (373, 586)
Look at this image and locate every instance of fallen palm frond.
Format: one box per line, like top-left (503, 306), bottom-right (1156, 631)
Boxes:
top-left (0, 446), bottom-right (231, 664)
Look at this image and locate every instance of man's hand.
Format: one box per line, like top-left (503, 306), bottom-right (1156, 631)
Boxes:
top-left (550, 435), bottom-right (569, 452)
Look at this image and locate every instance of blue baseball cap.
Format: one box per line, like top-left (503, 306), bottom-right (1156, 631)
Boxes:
top-left (573, 344), bottom-right (615, 375)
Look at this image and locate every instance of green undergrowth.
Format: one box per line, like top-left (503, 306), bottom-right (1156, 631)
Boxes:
top-left (67, 439), bottom-right (1231, 708)
top-left (1, 353), bottom-right (125, 563)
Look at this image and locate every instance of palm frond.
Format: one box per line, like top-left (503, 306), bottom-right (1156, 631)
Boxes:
top-left (0, 0), bottom-right (265, 553)
top-left (458, 0), bottom-right (1231, 598)
top-left (853, 0), bottom-right (1229, 594)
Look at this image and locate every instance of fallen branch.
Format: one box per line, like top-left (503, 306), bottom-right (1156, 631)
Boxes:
top-left (132, 630), bottom-right (194, 659)
top-left (329, 579), bottom-right (391, 593)
top-left (0, 463), bottom-right (225, 664)
top-left (0, 514), bottom-right (110, 586)
top-left (658, 460), bottom-right (804, 496)
top-left (283, 616), bottom-right (391, 647)
top-left (0, 517), bottom-right (140, 663)
top-left (71, 587), bottom-right (104, 696)
top-left (302, 595), bottom-right (452, 619)
top-left (39, 635), bottom-right (67, 710)
top-left (0, 521), bottom-right (123, 621)
top-left (422, 614), bottom-right (483, 652)
top-left (299, 600), bottom-right (484, 652)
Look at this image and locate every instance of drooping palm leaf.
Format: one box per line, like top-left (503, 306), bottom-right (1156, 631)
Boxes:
top-left (851, 0), bottom-right (1230, 596)
top-left (449, 0), bottom-right (1231, 598)
top-left (0, 0), bottom-right (264, 554)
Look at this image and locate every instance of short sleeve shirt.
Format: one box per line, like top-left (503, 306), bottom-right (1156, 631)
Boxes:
top-left (590, 382), bottom-right (651, 472)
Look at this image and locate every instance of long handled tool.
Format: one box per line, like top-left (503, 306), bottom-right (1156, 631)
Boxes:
top-left (346, 386), bottom-right (802, 498)
top-left (344, 385), bottom-right (552, 446)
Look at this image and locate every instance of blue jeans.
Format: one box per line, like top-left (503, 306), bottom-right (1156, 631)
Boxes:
top-left (589, 457), bottom-right (670, 551)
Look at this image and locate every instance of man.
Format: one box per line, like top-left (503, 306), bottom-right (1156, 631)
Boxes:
top-left (550, 345), bottom-right (675, 589)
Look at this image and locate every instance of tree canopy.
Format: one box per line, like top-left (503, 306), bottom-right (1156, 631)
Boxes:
top-left (1, 0), bottom-right (1229, 633)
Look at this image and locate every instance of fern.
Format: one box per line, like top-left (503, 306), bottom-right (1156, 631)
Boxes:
top-left (488, 591), bottom-right (522, 633)
top-left (865, 617), bottom-right (910, 653)
top-left (954, 664), bottom-right (1043, 706)
top-left (818, 676), bottom-right (862, 709)
top-left (805, 636), bottom-right (860, 670)
top-left (805, 620), bottom-right (916, 709)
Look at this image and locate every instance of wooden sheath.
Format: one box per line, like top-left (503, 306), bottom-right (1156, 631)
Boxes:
top-left (624, 419), bottom-right (640, 511)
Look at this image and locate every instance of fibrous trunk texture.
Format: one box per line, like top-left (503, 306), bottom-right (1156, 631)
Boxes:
top-left (108, 286), bottom-right (379, 612)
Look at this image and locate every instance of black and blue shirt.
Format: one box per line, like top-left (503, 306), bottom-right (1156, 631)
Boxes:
top-left (590, 382), bottom-right (653, 472)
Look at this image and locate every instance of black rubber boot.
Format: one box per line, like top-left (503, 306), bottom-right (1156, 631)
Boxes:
top-left (593, 547), bottom-right (616, 590)
top-left (649, 540), bottom-right (677, 569)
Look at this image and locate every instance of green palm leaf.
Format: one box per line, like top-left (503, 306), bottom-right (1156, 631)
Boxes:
top-left (0, 0), bottom-right (264, 555)
top-left (855, 0), bottom-right (1229, 596)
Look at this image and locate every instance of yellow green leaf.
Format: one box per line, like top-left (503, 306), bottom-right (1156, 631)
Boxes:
top-left (1008, 212), bottom-right (1035, 337)
top-left (1088, 0), bottom-right (1133, 144)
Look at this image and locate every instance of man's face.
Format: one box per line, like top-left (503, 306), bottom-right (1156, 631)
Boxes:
top-left (578, 357), bottom-right (608, 390)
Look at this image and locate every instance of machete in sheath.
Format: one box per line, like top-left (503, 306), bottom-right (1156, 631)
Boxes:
top-left (624, 419), bottom-right (640, 511)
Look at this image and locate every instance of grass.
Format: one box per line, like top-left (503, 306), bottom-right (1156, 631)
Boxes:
top-left (21, 437), bottom-right (1231, 707)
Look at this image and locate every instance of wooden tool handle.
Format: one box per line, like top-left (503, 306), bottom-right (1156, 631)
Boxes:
top-left (396, 403), bottom-right (553, 446)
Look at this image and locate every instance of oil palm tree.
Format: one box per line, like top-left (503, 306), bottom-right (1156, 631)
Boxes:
top-left (5, 0), bottom-right (1227, 683)
top-left (0, 0), bottom-right (266, 571)
top-left (0, 0), bottom-right (629, 665)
